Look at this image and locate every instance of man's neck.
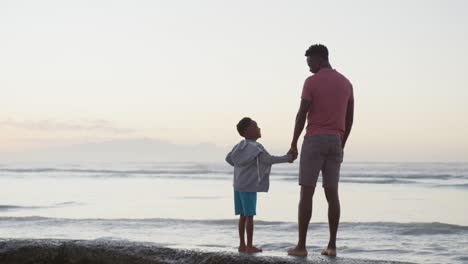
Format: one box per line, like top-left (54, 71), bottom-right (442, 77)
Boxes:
top-left (320, 62), bottom-right (332, 70)
top-left (245, 137), bottom-right (258, 141)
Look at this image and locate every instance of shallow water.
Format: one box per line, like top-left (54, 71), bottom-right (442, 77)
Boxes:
top-left (0, 162), bottom-right (467, 263)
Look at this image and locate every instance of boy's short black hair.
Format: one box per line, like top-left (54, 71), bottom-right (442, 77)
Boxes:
top-left (237, 117), bottom-right (252, 137)
top-left (305, 44), bottom-right (329, 60)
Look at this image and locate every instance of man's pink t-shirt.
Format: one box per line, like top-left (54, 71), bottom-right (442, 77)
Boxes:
top-left (301, 68), bottom-right (353, 140)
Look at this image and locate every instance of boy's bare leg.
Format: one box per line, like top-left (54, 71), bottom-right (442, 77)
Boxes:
top-left (245, 216), bottom-right (262, 253)
top-left (288, 185), bottom-right (315, 257)
top-left (238, 215), bottom-right (246, 252)
top-left (321, 187), bottom-right (340, 257)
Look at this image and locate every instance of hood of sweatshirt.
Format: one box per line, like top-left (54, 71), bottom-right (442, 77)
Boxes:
top-left (229, 140), bottom-right (262, 166)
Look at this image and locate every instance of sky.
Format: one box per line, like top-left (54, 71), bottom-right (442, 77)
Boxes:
top-left (1, 0), bottom-right (467, 162)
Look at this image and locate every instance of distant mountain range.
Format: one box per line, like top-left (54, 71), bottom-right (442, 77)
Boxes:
top-left (3, 138), bottom-right (465, 164)
top-left (1, 139), bottom-right (229, 163)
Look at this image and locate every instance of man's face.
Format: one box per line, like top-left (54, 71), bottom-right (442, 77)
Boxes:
top-left (246, 121), bottom-right (261, 139)
top-left (307, 55), bottom-right (321, 74)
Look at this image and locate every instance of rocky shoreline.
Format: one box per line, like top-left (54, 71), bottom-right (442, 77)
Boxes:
top-left (0, 239), bottom-right (413, 264)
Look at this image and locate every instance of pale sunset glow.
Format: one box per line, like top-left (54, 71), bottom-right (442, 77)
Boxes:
top-left (1, 0), bottom-right (467, 162)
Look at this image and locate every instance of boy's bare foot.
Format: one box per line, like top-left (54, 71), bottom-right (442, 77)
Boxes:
top-left (238, 245), bottom-right (246, 253)
top-left (287, 246), bottom-right (308, 257)
top-left (245, 246), bottom-right (262, 254)
top-left (321, 248), bottom-right (337, 257)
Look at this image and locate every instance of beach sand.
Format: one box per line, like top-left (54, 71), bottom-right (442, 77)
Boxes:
top-left (0, 239), bottom-right (413, 264)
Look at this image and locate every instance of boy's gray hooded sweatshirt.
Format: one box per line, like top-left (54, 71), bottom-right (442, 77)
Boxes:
top-left (225, 140), bottom-right (292, 192)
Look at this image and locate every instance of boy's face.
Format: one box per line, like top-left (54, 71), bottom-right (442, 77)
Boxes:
top-left (245, 121), bottom-right (261, 140)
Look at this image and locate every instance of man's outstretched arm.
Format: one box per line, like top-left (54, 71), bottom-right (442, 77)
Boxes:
top-left (289, 99), bottom-right (311, 158)
top-left (342, 88), bottom-right (354, 149)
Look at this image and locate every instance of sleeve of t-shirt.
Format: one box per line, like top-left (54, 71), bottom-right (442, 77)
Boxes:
top-left (349, 84), bottom-right (354, 103)
top-left (256, 143), bottom-right (292, 165)
top-left (301, 76), bottom-right (314, 101)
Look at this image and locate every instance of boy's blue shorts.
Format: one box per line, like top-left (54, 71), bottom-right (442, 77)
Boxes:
top-left (234, 191), bottom-right (257, 216)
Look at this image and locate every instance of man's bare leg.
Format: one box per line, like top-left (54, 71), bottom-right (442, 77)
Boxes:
top-left (288, 185), bottom-right (315, 256)
top-left (321, 187), bottom-right (340, 257)
top-left (238, 215), bottom-right (246, 252)
top-left (245, 216), bottom-right (262, 253)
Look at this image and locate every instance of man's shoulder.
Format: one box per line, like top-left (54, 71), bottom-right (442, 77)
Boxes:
top-left (304, 74), bottom-right (318, 83)
top-left (332, 70), bottom-right (352, 86)
top-left (303, 75), bottom-right (319, 91)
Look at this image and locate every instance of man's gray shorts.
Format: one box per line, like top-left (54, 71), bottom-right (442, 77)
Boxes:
top-left (299, 134), bottom-right (343, 188)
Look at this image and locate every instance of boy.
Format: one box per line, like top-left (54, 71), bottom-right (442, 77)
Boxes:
top-left (225, 117), bottom-right (295, 253)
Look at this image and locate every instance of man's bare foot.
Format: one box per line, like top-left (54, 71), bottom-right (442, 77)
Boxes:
top-left (321, 248), bottom-right (337, 257)
top-left (238, 245), bottom-right (246, 253)
top-left (245, 246), bottom-right (262, 254)
top-left (287, 246), bottom-right (308, 257)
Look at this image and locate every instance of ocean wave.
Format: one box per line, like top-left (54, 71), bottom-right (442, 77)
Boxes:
top-left (276, 173), bottom-right (465, 180)
top-left (340, 247), bottom-right (412, 254)
top-left (272, 172), bottom-right (464, 179)
top-left (277, 175), bottom-right (468, 187)
top-left (394, 222), bottom-right (468, 235)
top-left (456, 256), bottom-right (468, 262)
top-left (2, 168), bottom-right (465, 179)
top-left (435, 183), bottom-right (468, 189)
top-left (0, 205), bottom-right (43, 211)
top-left (2, 167), bottom-right (467, 188)
top-left (278, 177), bottom-right (420, 185)
top-left (0, 168), bottom-right (230, 175)
top-left (0, 217), bottom-right (466, 235)
top-left (341, 178), bottom-right (419, 184)
top-left (0, 202), bottom-right (81, 211)
top-left (170, 196), bottom-right (224, 200)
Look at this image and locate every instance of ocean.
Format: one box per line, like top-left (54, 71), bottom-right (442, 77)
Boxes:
top-left (0, 162), bottom-right (467, 263)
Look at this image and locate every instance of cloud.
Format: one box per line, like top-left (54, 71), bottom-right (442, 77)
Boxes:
top-left (0, 119), bottom-right (134, 134)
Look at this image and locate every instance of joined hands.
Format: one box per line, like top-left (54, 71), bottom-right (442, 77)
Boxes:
top-left (287, 145), bottom-right (298, 163)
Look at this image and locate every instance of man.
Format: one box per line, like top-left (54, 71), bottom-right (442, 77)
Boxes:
top-left (287, 44), bottom-right (354, 257)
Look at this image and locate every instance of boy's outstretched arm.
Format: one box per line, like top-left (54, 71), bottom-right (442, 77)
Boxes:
top-left (258, 150), bottom-right (293, 165)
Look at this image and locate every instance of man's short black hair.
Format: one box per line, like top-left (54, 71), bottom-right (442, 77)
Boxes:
top-left (237, 117), bottom-right (252, 137)
top-left (305, 44), bottom-right (329, 60)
